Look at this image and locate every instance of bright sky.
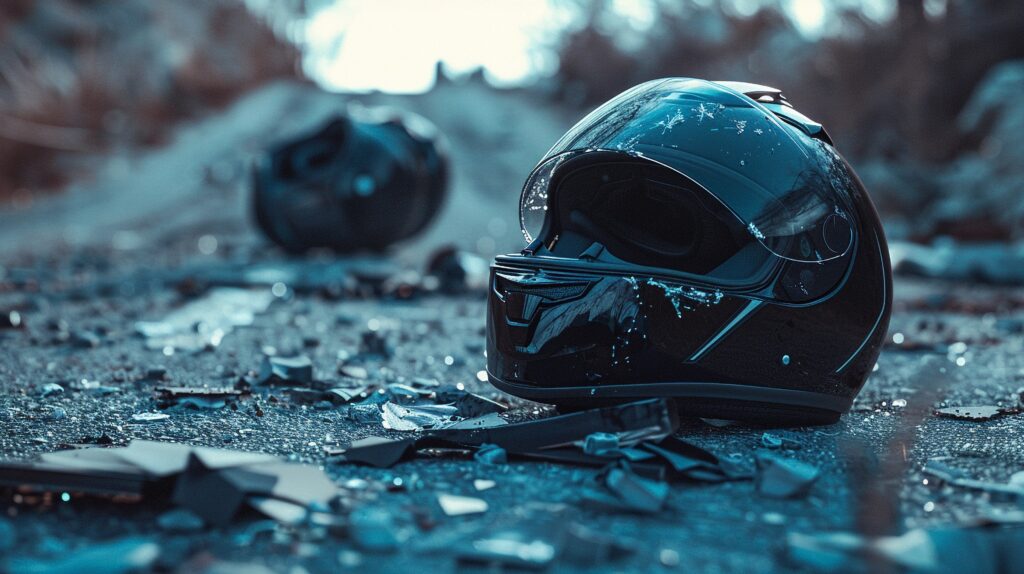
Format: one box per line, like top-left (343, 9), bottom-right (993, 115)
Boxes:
top-left (302, 0), bottom-right (574, 93)
top-left (286, 0), bottom-right (896, 94)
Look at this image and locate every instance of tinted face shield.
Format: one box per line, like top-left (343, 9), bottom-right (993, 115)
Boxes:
top-left (516, 78), bottom-right (860, 300)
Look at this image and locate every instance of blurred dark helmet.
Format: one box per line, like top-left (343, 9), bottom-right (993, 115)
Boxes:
top-left (486, 79), bottom-right (892, 425)
top-left (253, 106), bottom-right (448, 253)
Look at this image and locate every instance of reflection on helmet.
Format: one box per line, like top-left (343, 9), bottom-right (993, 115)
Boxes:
top-left (487, 78), bottom-right (892, 426)
top-left (252, 106), bottom-right (448, 253)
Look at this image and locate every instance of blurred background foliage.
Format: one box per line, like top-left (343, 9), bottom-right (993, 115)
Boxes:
top-left (1, 0), bottom-right (1023, 243)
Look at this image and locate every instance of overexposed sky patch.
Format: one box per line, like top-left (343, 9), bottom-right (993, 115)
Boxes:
top-left (303, 0), bottom-right (573, 93)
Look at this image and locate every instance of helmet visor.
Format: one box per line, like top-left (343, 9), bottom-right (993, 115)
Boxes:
top-left (521, 78), bottom-right (856, 264)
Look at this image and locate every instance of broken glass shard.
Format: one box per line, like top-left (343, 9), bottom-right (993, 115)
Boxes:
top-left (437, 493), bottom-right (488, 516)
top-left (755, 451), bottom-right (819, 498)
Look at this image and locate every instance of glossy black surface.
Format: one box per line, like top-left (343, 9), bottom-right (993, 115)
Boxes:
top-left (252, 108), bottom-right (448, 253)
top-left (488, 78), bottom-right (892, 420)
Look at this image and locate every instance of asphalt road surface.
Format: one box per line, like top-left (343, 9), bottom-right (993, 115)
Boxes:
top-left (1, 80), bottom-right (1022, 573)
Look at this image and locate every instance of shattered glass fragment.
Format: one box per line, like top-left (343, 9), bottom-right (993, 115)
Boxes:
top-left (458, 530), bottom-right (558, 570)
top-left (258, 354), bottom-right (314, 386)
top-left (444, 412), bottom-right (508, 430)
top-left (473, 479), bottom-right (496, 491)
top-left (755, 451), bottom-right (819, 498)
top-left (437, 493), bottom-right (488, 516)
top-left (131, 412), bottom-right (170, 423)
top-left (381, 402), bottom-right (458, 431)
top-left (347, 403), bottom-right (383, 425)
top-left (326, 384), bottom-right (375, 404)
top-left (923, 460), bottom-right (1024, 501)
top-left (41, 383), bottom-right (64, 397)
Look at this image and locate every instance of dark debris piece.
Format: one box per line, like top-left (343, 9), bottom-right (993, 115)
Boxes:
top-left (642, 436), bottom-right (749, 482)
top-left (326, 384), bottom-right (375, 404)
top-left (0, 441), bottom-right (336, 526)
top-left (156, 386), bottom-right (243, 410)
top-left (258, 354), bottom-right (314, 386)
top-left (582, 462), bottom-right (669, 514)
top-left (425, 247), bottom-right (490, 294)
top-left (332, 399), bottom-right (747, 487)
top-left (755, 451), bottom-right (819, 499)
top-left (436, 386), bottom-right (508, 418)
top-left (359, 330), bottom-right (391, 359)
top-left (337, 436), bottom-right (419, 468)
top-left (429, 398), bottom-right (678, 454)
top-left (334, 399), bottom-right (675, 467)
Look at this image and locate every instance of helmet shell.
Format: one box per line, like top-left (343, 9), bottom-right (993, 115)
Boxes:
top-left (486, 79), bottom-right (891, 425)
top-left (252, 106), bottom-right (448, 253)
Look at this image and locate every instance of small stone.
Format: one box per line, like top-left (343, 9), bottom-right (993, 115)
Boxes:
top-left (659, 548), bottom-right (680, 567)
top-left (41, 383), bottom-right (64, 397)
top-left (473, 479), bottom-right (496, 491)
top-left (1, 310), bottom-right (23, 329)
top-left (48, 407), bottom-right (67, 421)
top-left (70, 330), bottom-right (101, 349)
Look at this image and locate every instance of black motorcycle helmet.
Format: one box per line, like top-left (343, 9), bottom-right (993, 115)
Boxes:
top-left (252, 105), bottom-right (448, 253)
top-left (486, 79), bottom-right (892, 425)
